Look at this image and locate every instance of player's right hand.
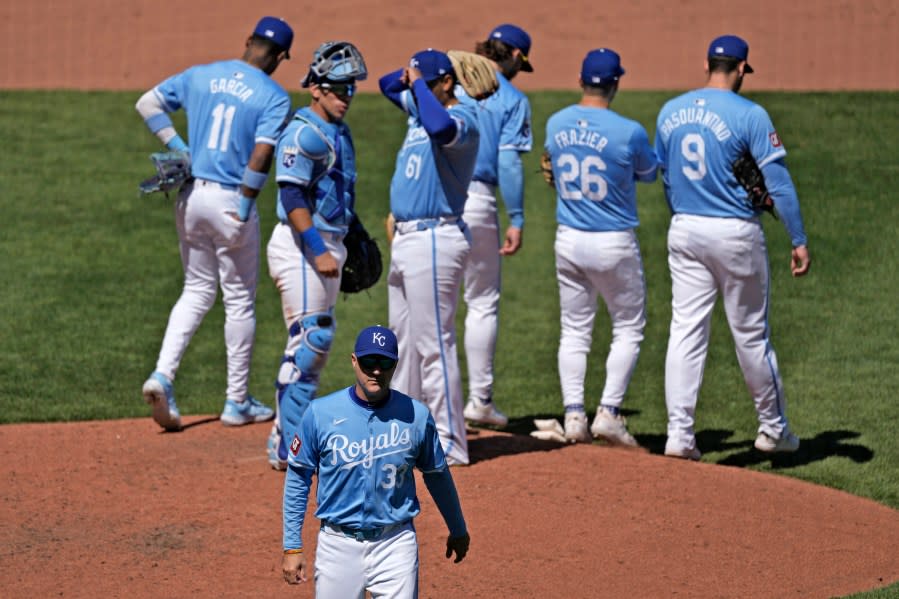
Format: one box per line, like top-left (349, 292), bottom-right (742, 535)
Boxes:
top-left (791, 245), bottom-right (810, 277)
top-left (281, 552), bottom-right (307, 584)
top-left (499, 226), bottom-right (522, 256)
top-left (314, 252), bottom-right (340, 278)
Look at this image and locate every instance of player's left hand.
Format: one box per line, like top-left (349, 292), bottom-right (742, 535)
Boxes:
top-left (791, 245), bottom-right (810, 277)
top-left (499, 226), bottom-right (522, 256)
top-left (445, 532), bottom-right (470, 563)
top-left (281, 552), bottom-right (307, 584)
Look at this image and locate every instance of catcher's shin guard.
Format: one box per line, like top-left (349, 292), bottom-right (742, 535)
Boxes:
top-left (274, 313), bottom-right (336, 453)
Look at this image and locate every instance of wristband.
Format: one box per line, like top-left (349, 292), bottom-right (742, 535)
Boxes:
top-left (242, 168), bottom-right (268, 191)
top-left (283, 548), bottom-right (304, 555)
top-left (237, 195), bottom-right (255, 222)
top-left (166, 135), bottom-right (188, 153)
top-left (300, 227), bottom-right (327, 256)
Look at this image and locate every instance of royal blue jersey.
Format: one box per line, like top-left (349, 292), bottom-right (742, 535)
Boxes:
top-left (153, 59), bottom-right (290, 186)
top-left (654, 88), bottom-right (787, 218)
top-left (274, 107), bottom-right (357, 233)
top-left (388, 94), bottom-right (480, 221)
top-left (545, 105), bottom-right (657, 231)
top-left (288, 386), bottom-right (447, 530)
top-left (458, 72), bottom-right (533, 185)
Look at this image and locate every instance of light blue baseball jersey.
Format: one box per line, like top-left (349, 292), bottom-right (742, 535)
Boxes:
top-left (458, 72), bottom-right (533, 184)
top-left (654, 88), bottom-right (787, 218)
top-left (545, 105), bottom-right (657, 231)
top-left (287, 386), bottom-right (447, 530)
top-left (153, 59), bottom-right (290, 186)
top-left (274, 107), bottom-right (357, 234)
top-left (388, 94), bottom-right (480, 221)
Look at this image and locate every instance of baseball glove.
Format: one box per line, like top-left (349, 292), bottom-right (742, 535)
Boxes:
top-left (540, 150), bottom-right (555, 187)
top-left (732, 150), bottom-right (777, 218)
top-left (447, 50), bottom-right (499, 100)
top-left (139, 151), bottom-right (191, 197)
top-left (340, 215), bottom-right (383, 294)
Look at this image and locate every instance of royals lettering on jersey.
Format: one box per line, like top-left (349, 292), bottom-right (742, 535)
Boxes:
top-left (290, 386), bottom-right (446, 529)
top-left (545, 105), bottom-right (657, 232)
top-left (389, 94), bottom-right (480, 221)
top-left (654, 88), bottom-right (787, 218)
top-left (154, 59), bottom-right (290, 186)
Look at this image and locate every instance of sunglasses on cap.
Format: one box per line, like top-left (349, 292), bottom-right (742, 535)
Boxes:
top-left (320, 81), bottom-right (356, 97)
top-left (358, 355), bottom-right (397, 372)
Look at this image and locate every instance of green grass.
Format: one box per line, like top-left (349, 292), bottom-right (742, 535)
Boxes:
top-left (1, 90), bottom-right (897, 596)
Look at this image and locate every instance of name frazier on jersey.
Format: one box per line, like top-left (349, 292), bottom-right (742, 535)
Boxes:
top-left (327, 422), bottom-right (413, 470)
top-left (658, 107), bottom-right (732, 141)
top-left (552, 128), bottom-right (609, 152)
top-left (209, 78), bottom-right (254, 102)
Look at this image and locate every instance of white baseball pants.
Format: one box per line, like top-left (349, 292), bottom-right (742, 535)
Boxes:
top-left (388, 220), bottom-right (470, 465)
top-left (554, 225), bottom-right (646, 411)
top-left (665, 214), bottom-right (790, 450)
top-left (315, 522), bottom-right (419, 598)
top-left (266, 222), bottom-right (347, 352)
top-left (462, 185), bottom-right (502, 403)
top-left (154, 179), bottom-right (259, 401)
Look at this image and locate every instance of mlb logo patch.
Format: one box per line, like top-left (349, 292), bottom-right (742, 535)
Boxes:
top-left (290, 434), bottom-right (301, 456)
top-left (769, 132), bottom-right (782, 148)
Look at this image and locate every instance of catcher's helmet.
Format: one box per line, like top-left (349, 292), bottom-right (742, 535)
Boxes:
top-left (302, 41), bottom-right (368, 87)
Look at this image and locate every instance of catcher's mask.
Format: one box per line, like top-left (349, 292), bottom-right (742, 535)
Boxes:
top-left (302, 41), bottom-right (368, 88)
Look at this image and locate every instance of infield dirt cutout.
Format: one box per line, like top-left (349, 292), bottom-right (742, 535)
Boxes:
top-left (3, 1), bottom-right (899, 597)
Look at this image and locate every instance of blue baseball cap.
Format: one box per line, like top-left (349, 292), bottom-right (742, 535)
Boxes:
top-left (581, 48), bottom-right (625, 85)
top-left (354, 325), bottom-right (399, 360)
top-left (708, 34), bottom-right (754, 73)
top-left (409, 49), bottom-right (455, 83)
top-left (489, 24), bottom-right (534, 72)
top-left (253, 16), bottom-right (294, 58)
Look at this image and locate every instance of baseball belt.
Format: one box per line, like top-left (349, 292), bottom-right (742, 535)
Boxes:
top-left (321, 520), bottom-right (410, 541)
top-left (394, 216), bottom-right (465, 236)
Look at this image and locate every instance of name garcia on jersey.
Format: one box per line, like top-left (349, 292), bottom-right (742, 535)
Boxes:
top-left (209, 77), bottom-right (254, 103)
top-left (328, 422), bottom-right (412, 470)
top-left (658, 107), bottom-right (732, 142)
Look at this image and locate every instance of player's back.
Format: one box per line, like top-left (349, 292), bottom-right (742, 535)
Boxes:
top-left (545, 105), bottom-right (651, 231)
top-left (156, 59), bottom-right (290, 186)
top-left (655, 88), bottom-right (782, 218)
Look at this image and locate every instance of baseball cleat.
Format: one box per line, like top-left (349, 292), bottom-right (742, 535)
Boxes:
top-left (591, 407), bottom-right (639, 448)
top-left (663, 439), bottom-right (701, 461)
top-left (563, 412), bottom-right (592, 444)
top-left (220, 395), bottom-right (275, 426)
top-left (463, 397), bottom-right (508, 427)
top-left (754, 430), bottom-right (800, 453)
top-left (267, 424), bottom-right (288, 471)
top-left (142, 371), bottom-right (182, 432)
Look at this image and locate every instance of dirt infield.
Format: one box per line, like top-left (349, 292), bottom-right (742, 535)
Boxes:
top-left (4, 2), bottom-right (899, 597)
top-left (2, 419), bottom-right (899, 598)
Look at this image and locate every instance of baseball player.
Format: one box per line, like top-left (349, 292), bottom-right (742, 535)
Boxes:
top-left (654, 35), bottom-right (811, 460)
top-left (135, 16), bottom-right (293, 431)
top-left (281, 325), bottom-right (470, 597)
top-left (544, 49), bottom-right (658, 446)
top-left (456, 24), bottom-right (534, 428)
top-left (265, 41), bottom-right (369, 471)
top-left (378, 50), bottom-right (481, 466)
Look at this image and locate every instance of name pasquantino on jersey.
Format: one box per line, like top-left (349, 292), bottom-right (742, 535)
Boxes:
top-left (209, 76), bottom-right (255, 102)
top-left (658, 107), bottom-right (732, 141)
top-left (328, 422), bottom-right (413, 470)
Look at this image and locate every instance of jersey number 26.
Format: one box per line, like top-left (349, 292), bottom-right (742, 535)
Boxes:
top-left (556, 153), bottom-right (608, 202)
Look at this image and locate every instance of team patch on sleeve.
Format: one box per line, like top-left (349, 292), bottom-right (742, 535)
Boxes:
top-left (290, 433), bottom-right (302, 456)
top-left (282, 145), bottom-right (298, 168)
top-left (769, 132), bottom-right (782, 148)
